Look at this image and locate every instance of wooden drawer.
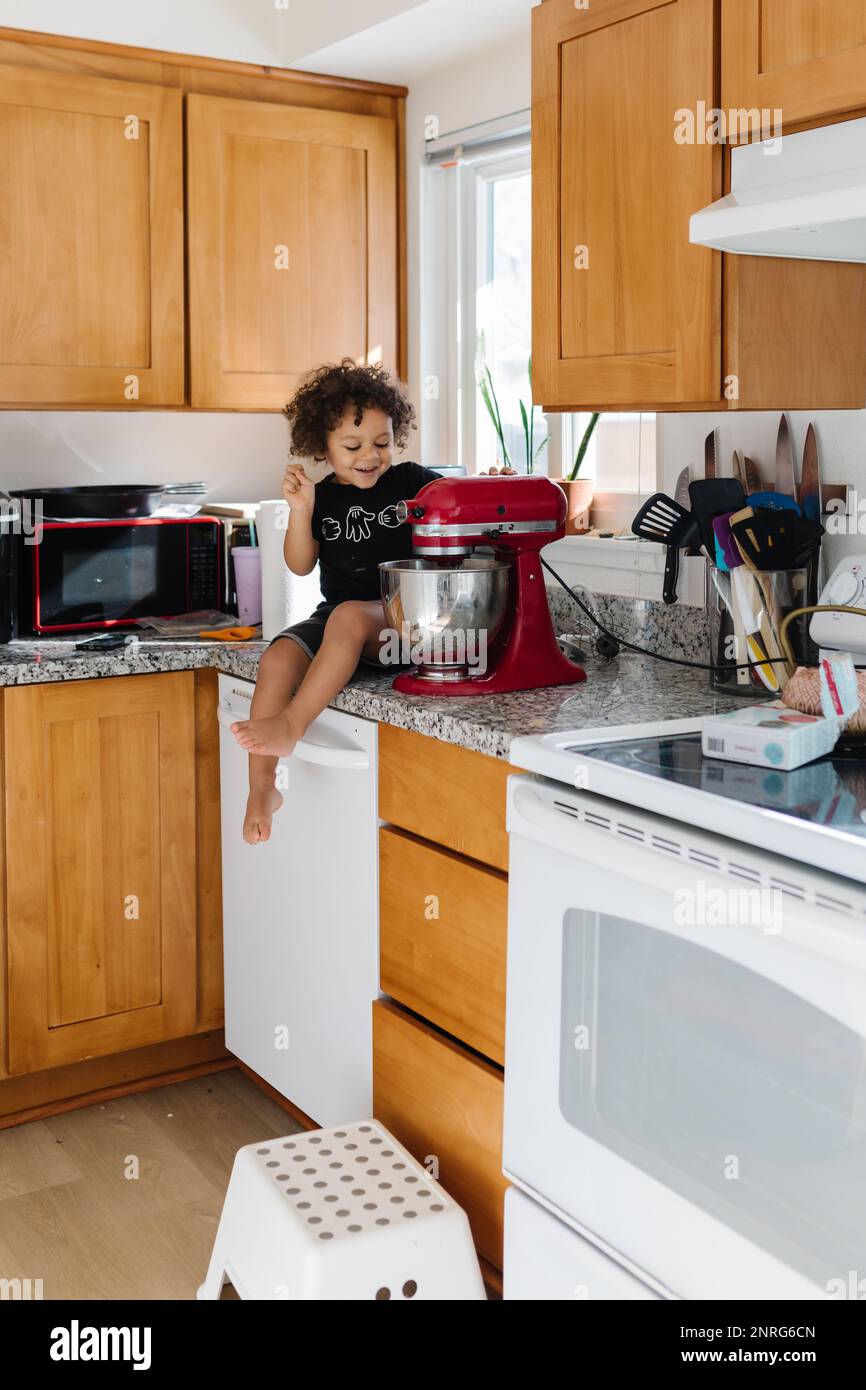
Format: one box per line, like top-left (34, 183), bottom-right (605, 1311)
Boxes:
top-left (379, 827), bottom-right (507, 1064)
top-left (378, 724), bottom-right (514, 871)
top-left (373, 1000), bottom-right (506, 1267)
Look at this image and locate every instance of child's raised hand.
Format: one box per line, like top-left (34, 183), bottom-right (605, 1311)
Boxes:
top-left (282, 463), bottom-right (315, 511)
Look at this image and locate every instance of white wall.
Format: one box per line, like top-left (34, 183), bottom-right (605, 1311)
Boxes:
top-left (0, 411), bottom-right (291, 503)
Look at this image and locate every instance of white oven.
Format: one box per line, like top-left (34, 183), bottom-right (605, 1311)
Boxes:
top-left (503, 772), bottom-right (866, 1301)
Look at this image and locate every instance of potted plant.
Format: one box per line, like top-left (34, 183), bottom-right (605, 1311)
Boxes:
top-left (551, 412), bottom-right (601, 534)
top-left (475, 339), bottom-right (549, 474)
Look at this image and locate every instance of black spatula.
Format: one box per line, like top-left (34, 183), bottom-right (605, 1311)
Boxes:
top-left (631, 493), bottom-right (698, 604)
top-left (688, 478), bottom-right (746, 553)
top-left (730, 508), bottom-right (824, 571)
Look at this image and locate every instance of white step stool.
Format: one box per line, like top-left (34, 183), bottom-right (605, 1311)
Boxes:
top-left (198, 1120), bottom-right (487, 1300)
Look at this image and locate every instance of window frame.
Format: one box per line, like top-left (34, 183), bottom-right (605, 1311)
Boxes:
top-left (423, 134), bottom-right (569, 477)
top-left (469, 146), bottom-right (540, 476)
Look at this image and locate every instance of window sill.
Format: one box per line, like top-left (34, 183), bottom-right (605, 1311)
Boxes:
top-left (542, 535), bottom-right (706, 607)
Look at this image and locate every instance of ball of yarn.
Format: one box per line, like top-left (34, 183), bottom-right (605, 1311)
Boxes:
top-left (781, 666), bottom-right (866, 736)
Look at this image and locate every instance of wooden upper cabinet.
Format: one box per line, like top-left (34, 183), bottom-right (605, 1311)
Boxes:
top-left (3, 673), bottom-right (198, 1074)
top-left (533, 0), bottom-right (721, 409)
top-left (0, 64), bottom-right (184, 406)
top-left (723, 0), bottom-right (866, 127)
top-left (187, 94), bottom-right (398, 408)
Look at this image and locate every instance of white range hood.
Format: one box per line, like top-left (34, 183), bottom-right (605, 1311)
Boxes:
top-left (689, 117), bottom-right (866, 262)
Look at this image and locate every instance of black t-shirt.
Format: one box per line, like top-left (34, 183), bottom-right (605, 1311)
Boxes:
top-left (311, 461), bottom-right (440, 604)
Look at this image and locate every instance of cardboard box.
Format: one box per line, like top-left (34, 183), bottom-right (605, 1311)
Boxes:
top-left (701, 701), bottom-right (841, 771)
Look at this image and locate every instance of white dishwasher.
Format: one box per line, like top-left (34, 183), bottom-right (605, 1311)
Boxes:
top-left (217, 673), bottom-right (378, 1126)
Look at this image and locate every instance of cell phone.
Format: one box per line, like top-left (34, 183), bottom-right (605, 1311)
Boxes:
top-left (74, 632), bottom-right (131, 651)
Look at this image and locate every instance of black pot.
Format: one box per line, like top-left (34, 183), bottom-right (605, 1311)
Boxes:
top-left (10, 482), bottom-right (207, 520)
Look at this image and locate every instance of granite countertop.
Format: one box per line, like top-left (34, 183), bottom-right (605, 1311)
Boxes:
top-left (0, 628), bottom-right (742, 759)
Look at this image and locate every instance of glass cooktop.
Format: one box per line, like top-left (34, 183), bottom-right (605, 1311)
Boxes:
top-left (574, 732), bottom-right (866, 840)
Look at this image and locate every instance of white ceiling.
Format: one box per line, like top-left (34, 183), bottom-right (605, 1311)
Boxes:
top-left (294, 0), bottom-right (535, 86)
top-left (0, 0), bottom-right (284, 64)
top-left (276, 0), bottom-right (431, 66)
top-left (0, 0), bottom-right (535, 80)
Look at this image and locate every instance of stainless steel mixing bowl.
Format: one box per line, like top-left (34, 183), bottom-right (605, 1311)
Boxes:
top-left (379, 557), bottom-right (510, 680)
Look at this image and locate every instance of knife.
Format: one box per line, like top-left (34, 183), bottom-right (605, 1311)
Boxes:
top-left (775, 413), bottom-right (797, 499)
top-left (673, 465), bottom-right (691, 510)
top-left (704, 430), bottom-right (716, 481)
top-left (800, 422), bottom-right (821, 522)
top-left (800, 421), bottom-right (823, 606)
top-left (744, 456), bottom-right (762, 494)
top-left (731, 451), bottom-right (747, 490)
top-left (673, 465), bottom-right (700, 556)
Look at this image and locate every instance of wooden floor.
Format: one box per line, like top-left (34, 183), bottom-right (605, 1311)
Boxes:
top-left (0, 1067), bottom-right (303, 1300)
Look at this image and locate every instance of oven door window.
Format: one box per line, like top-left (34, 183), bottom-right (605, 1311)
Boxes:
top-left (36, 526), bottom-right (185, 628)
top-left (560, 911), bottom-right (866, 1289)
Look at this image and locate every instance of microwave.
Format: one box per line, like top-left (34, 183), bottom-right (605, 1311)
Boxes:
top-left (20, 516), bottom-right (223, 635)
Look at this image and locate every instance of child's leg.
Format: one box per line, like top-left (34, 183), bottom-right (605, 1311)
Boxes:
top-left (239, 638), bottom-right (310, 843)
top-left (232, 601), bottom-right (386, 759)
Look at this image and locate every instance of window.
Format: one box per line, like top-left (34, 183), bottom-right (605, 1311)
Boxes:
top-left (422, 116), bottom-right (656, 515)
top-left (474, 150), bottom-right (536, 474)
top-left (562, 413), bottom-right (657, 492)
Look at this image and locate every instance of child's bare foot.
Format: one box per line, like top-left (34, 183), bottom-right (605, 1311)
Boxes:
top-left (231, 711), bottom-right (301, 757)
top-left (243, 784), bottom-right (284, 844)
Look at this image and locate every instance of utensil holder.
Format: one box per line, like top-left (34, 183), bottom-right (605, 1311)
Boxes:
top-left (707, 564), bottom-right (815, 698)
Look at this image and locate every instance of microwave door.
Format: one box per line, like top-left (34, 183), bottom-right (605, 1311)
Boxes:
top-left (34, 524), bottom-right (165, 631)
top-left (30, 521), bottom-right (211, 633)
top-left (504, 780), bottom-right (866, 1300)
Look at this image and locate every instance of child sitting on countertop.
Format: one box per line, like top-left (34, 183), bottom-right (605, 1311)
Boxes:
top-left (232, 359), bottom-right (439, 844)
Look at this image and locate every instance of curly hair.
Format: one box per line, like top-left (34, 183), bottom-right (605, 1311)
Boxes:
top-left (285, 359), bottom-right (417, 459)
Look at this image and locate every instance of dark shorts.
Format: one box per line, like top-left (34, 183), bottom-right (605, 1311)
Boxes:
top-left (271, 600), bottom-right (404, 671)
top-left (271, 602), bottom-right (339, 660)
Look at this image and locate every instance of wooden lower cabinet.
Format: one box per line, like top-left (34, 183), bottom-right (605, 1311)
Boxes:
top-left (379, 827), bottom-right (507, 1065)
top-left (378, 722), bottom-right (513, 872)
top-left (193, 668), bottom-right (225, 1032)
top-left (373, 1000), bottom-right (507, 1268)
top-left (1, 670), bottom-right (218, 1078)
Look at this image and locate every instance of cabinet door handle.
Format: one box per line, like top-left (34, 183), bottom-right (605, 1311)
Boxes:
top-left (217, 704), bottom-right (369, 770)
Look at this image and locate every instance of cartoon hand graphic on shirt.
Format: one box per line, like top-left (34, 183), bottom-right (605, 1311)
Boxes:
top-left (378, 503), bottom-right (404, 529)
top-left (321, 517), bottom-right (341, 542)
top-left (345, 506), bottom-right (376, 542)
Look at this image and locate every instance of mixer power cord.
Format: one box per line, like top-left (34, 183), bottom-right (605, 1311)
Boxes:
top-left (541, 555), bottom-right (790, 674)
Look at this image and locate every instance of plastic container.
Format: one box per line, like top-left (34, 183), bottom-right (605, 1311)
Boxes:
top-left (707, 563), bottom-right (815, 698)
top-left (232, 546), bottom-right (263, 626)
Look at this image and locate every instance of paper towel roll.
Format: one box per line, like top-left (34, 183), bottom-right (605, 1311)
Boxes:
top-left (257, 499), bottom-right (322, 640)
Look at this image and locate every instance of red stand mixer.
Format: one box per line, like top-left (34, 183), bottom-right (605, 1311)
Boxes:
top-left (379, 475), bottom-right (587, 696)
